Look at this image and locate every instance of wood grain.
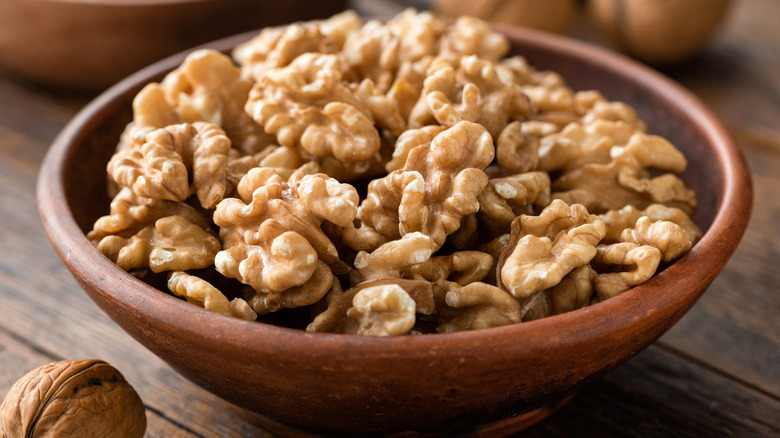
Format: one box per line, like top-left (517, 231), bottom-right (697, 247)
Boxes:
top-left (1, 0), bottom-right (779, 436)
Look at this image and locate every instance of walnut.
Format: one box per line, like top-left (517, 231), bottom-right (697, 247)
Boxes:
top-left (0, 360), bottom-right (146, 437)
top-left (351, 78), bottom-right (407, 136)
top-left (600, 203), bottom-right (702, 246)
top-left (477, 171), bottom-right (551, 236)
top-left (346, 284), bottom-right (417, 336)
top-left (499, 200), bottom-right (606, 298)
top-left (342, 10), bottom-right (444, 92)
top-left (167, 271), bottom-right (257, 321)
top-left (358, 121), bottom-right (493, 249)
top-left (353, 232), bottom-right (437, 282)
top-left (620, 216), bottom-right (693, 262)
top-left (109, 122), bottom-right (232, 209)
top-left (213, 168), bottom-right (356, 298)
top-left (406, 251), bottom-right (494, 286)
top-left (246, 53), bottom-right (381, 164)
top-left (434, 281), bottom-right (522, 333)
top-left (385, 125), bottom-right (445, 173)
top-left (538, 120), bottom-right (637, 173)
top-left (307, 277), bottom-right (435, 334)
top-left (552, 132), bottom-right (697, 214)
top-left (440, 15), bottom-right (510, 62)
top-left (244, 260), bottom-right (333, 315)
top-left (496, 121), bottom-right (540, 173)
top-left (97, 215), bottom-right (221, 273)
top-left (519, 291), bottom-right (555, 321)
top-left (548, 264), bottom-right (596, 314)
top-left (234, 11), bottom-right (361, 81)
top-left (125, 50), bottom-right (273, 155)
top-left (410, 56), bottom-right (533, 138)
top-left (87, 187), bottom-right (211, 244)
top-left (593, 242), bottom-right (661, 299)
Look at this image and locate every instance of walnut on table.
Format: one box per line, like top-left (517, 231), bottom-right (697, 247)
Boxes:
top-left (0, 360), bottom-right (146, 438)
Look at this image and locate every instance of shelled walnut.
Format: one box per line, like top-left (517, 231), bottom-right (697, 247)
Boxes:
top-left (0, 360), bottom-right (146, 438)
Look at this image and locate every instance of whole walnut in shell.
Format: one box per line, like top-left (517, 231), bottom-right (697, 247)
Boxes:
top-left (0, 359), bottom-right (146, 438)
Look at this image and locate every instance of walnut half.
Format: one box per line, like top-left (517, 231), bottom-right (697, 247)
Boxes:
top-left (0, 359), bottom-right (146, 438)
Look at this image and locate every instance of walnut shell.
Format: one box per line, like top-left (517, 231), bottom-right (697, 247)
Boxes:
top-left (434, 0), bottom-right (577, 34)
top-left (0, 359), bottom-right (146, 438)
top-left (588, 0), bottom-right (732, 64)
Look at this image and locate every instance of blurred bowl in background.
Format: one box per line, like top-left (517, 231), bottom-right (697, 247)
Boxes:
top-left (0, 0), bottom-right (346, 90)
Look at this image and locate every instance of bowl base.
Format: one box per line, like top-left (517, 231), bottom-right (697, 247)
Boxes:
top-left (249, 395), bottom-right (574, 437)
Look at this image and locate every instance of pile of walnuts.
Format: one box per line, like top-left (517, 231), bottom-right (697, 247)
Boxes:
top-left (89, 9), bottom-right (700, 336)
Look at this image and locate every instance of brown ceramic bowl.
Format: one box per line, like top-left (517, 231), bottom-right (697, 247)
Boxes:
top-left (0, 0), bottom-right (346, 90)
top-left (37, 24), bottom-right (752, 435)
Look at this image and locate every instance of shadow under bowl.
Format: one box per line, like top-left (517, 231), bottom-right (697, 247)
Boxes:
top-left (37, 24), bottom-right (752, 435)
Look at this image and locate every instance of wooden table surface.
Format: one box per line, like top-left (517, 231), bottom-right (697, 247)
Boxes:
top-left (1, 1), bottom-right (778, 436)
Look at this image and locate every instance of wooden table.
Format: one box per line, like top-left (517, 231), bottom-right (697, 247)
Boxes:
top-left (1, 1), bottom-right (778, 436)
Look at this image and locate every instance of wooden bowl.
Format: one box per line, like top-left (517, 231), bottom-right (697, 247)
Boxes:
top-left (37, 25), bottom-right (752, 435)
top-left (0, 0), bottom-right (346, 90)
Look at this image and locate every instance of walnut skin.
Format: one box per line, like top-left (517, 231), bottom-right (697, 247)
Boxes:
top-left (0, 360), bottom-right (146, 438)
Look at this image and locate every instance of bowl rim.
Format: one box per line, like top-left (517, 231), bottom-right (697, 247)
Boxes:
top-left (37, 24), bottom-right (752, 358)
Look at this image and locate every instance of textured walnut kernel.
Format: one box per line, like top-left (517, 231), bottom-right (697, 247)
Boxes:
top-left (97, 215), bottom-right (220, 273)
top-left (246, 53), bottom-right (380, 163)
top-left (593, 242), bottom-right (661, 299)
top-left (167, 271), bottom-right (257, 320)
top-left (124, 50), bottom-right (273, 155)
top-left (435, 281), bottom-right (522, 333)
top-left (0, 360), bottom-right (146, 438)
top-left (499, 200), bottom-right (606, 298)
top-left (347, 284), bottom-right (417, 336)
top-left (477, 171), bottom-right (551, 236)
top-left (358, 121), bottom-right (493, 249)
top-left (87, 187), bottom-right (211, 245)
top-left (552, 132), bottom-right (696, 214)
top-left (109, 122), bottom-right (232, 209)
top-left (410, 56), bottom-right (533, 138)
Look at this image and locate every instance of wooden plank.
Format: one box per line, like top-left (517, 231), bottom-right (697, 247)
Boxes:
top-left (0, 327), bottom-right (200, 438)
top-left (523, 345), bottom-right (780, 438)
